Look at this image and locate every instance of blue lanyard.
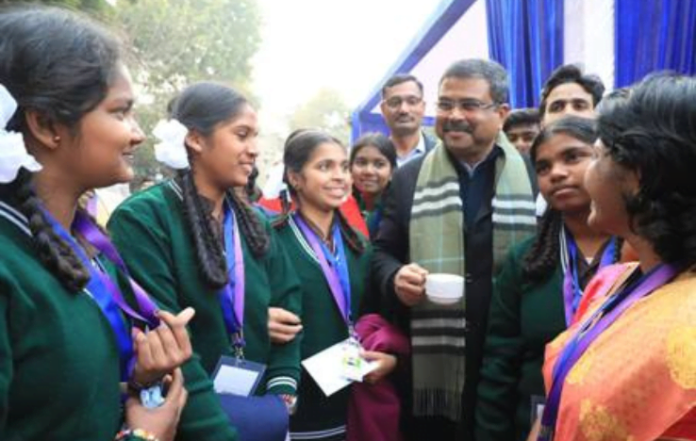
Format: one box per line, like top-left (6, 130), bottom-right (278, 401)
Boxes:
top-left (218, 201), bottom-right (246, 352)
top-left (323, 222), bottom-right (353, 325)
top-left (43, 211), bottom-right (134, 382)
top-left (562, 231), bottom-right (618, 325)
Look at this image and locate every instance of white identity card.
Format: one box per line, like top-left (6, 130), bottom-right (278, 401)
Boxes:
top-left (212, 356), bottom-right (266, 397)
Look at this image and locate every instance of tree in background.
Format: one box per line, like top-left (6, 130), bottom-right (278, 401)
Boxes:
top-left (1, 0), bottom-right (110, 13)
top-left (13, 0), bottom-right (263, 180)
top-left (115, 0), bottom-right (261, 179)
top-left (289, 87), bottom-right (351, 145)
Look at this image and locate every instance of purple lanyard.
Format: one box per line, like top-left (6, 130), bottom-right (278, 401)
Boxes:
top-left (218, 202), bottom-right (246, 352)
top-left (73, 211), bottom-right (159, 327)
top-left (294, 214), bottom-right (353, 329)
top-left (44, 209), bottom-right (160, 381)
top-left (562, 230), bottom-right (618, 326)
top-left (539, 263), bottom-right (679, 441)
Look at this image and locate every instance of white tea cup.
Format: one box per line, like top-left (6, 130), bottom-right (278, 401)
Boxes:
top-left (425, 273), bottom-right (465, 305)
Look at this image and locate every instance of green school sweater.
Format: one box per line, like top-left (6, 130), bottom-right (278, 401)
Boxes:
top-left (475, 237), bottom-right (565, 441)
top-left (0, 201), bottom-right (157, 441)
top-left (108, 181), bottom-right (302, 399)
top-left (274, 216), bottom-right (372, 438)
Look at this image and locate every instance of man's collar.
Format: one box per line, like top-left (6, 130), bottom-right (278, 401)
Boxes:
top-left (448, 144), bottom-right (502, 178)
top-left (395, 132), bottom-right (427, 166)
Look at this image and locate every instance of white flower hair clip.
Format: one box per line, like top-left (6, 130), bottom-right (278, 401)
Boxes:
top-left (0, 84), bottom-right (42, 183)
top-left (153, 119), bottom-right (189, 169)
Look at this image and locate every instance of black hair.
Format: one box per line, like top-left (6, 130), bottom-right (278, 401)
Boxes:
top-left (439, 59), bottom-right (509, 104)
top-left (503, 108), bottom-right (541, 133)
top-left (523, 116), bottom-right (601, 280)
top-left (594, 87), bottom-right (631, 115)
top-left (381, 73), bottom-right (424, 98)
top-left (597, 73), bottom-right (696, 266)
top-left (277, 130), bottom-right (365, 253)
top-left (529, 116), bottom-right (597, 163)
top-left (169, 82), bottom-right (269, 289)
top-left (0, 6), bottom-right (121, 292)
top-left (349, 132), bottom-right (397, 169)
top-left (539, 64), bottom-right (605, 119)
top-left (277, 129), bottom-right (312, 214)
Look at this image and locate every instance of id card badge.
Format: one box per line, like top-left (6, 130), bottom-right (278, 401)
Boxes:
top-left (213, 355), bottom-right (266, 397)
top-left (341, 337), bottom-right (364, 382)
top-left (530, 395), bottom-right (546, 425)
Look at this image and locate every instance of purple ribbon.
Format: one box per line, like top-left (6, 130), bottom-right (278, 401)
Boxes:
top-left (294, 214), bottom-right (352, 327)
top-left (73, 211), bottom-right (159, 328)
top-left (562, 234), bottom-right (618, 326)
top-left (539, 263), bottom-right (680, 440)
top-left (218, 202), bottom-right (245, 348)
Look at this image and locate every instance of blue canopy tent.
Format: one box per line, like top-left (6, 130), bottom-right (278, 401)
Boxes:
top-left (350, 0), bottom-right (696, 143)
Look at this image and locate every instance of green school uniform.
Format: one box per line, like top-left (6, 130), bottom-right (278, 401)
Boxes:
top-left (274, 215), bottom-right (372, 441)
top-left (475, 237), bottom-right (565, 441)
top-left (108, 181), bottom-right (302, 397)
top-left (0, 201), bottom-right (157, 441)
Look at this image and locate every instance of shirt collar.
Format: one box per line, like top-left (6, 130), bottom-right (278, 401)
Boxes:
top-left (458, 145), bottom-right (501, 177)
top-left (396, 132), bottom-right (427, 167)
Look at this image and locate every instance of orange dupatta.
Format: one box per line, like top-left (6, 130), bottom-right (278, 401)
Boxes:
top-left (542, 263), bottom-right (696, 441)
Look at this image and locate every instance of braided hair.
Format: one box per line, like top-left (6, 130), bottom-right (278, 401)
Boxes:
top-left (169, 82), bottom-right (269, 290)
top-left (0, 7), bottom-right (121, 292)
top-left (276, 130), bottom-right (365, 254)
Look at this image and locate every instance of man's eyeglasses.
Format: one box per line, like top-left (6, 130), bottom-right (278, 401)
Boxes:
top-left (435, 99), bottom-right (498, 113)
top-left (383, 95), bottom-right (423, 109)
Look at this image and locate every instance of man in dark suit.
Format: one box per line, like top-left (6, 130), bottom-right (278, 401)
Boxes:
top-left (380, 73), bottom-right (437, 166)
top-left (372, 59), bottom-right (536, 441)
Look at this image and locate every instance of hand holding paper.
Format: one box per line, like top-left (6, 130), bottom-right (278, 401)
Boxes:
top-left (301, 338), bottom-right (379, 397)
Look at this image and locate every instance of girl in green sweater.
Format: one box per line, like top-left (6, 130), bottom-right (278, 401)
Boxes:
top-left (273, 130), bottom-right (397, 441)
top-left (108, 83), bottom-right (303, 426)
top-left (0, 6), bottom-right (192, 441)
top-left (475, 116), bottom-right (627, 441)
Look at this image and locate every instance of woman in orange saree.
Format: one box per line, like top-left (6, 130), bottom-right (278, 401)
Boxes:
top-left (536, 74), bottom-right (696, 441)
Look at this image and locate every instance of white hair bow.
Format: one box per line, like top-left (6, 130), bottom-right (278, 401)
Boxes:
top-left (0, 84), bottom-right (42, 183)
top-left (153, 119), bottom-right (189, 169)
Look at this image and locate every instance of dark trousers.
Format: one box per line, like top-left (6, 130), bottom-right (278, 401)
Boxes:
top-left (404, 416), bottom-right (469, 441)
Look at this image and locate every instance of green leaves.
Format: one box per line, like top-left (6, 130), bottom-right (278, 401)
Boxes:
top-left (114, 0), bottom-right (261, 178)
top-left (24, 0), bottom-right (261, 180)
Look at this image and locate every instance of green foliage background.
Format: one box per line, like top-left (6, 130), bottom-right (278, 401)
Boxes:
top-left (3, 0), bottom-right (353, 183)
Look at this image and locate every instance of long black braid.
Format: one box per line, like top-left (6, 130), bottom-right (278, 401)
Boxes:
top-left (177, 169), bottom-right (228, 289)
top-left (522, 208), bottom-right (563, 282)
top-left (227, 188), bottom-right (269, 257)
top-left (522, 207), bottom-right (624, 282)
top-left (177, 169), bottom-right (269, 290)
top-left (1, 170), bottom-right (90, 292)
